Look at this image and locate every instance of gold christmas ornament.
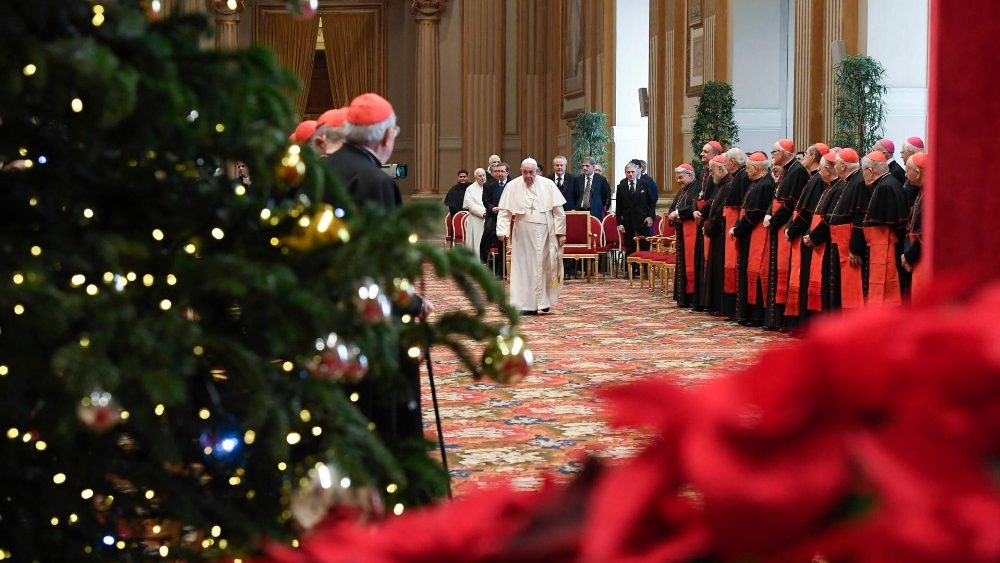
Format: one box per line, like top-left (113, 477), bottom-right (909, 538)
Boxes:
top-left (482, 330), bottom-right (533, 384)
top-left (280, 204), bottom-right (350, 251)
top-left (274, 144), bottom-right (306, 187)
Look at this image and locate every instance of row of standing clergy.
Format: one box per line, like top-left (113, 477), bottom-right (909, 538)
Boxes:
top-left (665, 137), bottom-right (927, 332)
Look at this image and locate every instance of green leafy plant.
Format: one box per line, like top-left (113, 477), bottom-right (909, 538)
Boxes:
top-left (691, 81), bottom-right (739, 173)
top-left (831, 55), bottom-right (888, 151)
top-left (571, 112), bottom-right (613, 173)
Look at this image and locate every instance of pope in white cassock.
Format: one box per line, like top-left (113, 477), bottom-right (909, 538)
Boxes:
top-left (463, 167), bottom-right (487, 256)
top-left (497, 158), bottom-right (567, 314)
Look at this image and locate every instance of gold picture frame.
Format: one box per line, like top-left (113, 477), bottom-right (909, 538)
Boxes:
top-left (564, 0), bottom-right (584, 97)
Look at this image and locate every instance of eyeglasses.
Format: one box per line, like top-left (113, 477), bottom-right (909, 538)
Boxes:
top-left (391, 126), bottom-right (400, 136)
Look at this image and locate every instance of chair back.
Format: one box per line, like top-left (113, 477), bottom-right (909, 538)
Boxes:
top-left (588, 215), bottom-right (602, 248)
top-left (658, 214), bottom-right (675, 238)
top-left (564, 211), bottom-right (593, 248)
top-left (601, 214), bottom-right (621, 249)
top-left (444, 213), bottom-right (454, 246)
top-left (452, 210), bottom-right (469, 244)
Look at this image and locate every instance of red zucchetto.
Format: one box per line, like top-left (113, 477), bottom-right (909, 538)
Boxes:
top-left (910, 152), bottom-right (928, 170)
top-left (289, 120), bottom-right (317, 143)
top-left (837, 148), bottom-right (860, 163)
top-left (814, 143), bottom-right (830, 155)
top-left (708, 140), bottom-right (724, 153)
top-left (866, 151), bottom-right (887, 163)
top-left (777, 138), bottom-right (794, 152)
top-left (346, 93), bottom-right (394, 126)
top-left (317, 107), bottom-right (348, 128)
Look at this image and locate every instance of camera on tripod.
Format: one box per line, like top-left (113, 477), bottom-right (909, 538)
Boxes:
top-left (381, 163), bottom-right (408, 179)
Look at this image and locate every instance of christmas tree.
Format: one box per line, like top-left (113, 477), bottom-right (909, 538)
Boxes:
top-left (0, 1), bottom-right (520, 560)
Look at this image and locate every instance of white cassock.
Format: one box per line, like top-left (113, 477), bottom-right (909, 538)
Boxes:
top-left (496, 176), bottom-right (567, 312)
top-left (463, 181), bottom-right (486, 255)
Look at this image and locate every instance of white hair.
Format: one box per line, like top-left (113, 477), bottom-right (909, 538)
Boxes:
top-left (344, 112), bottom-right (397, 146)
top-left (321, 123), bottom-right (346, 143)
top-left (521, 157), bottom-right (538, 170)
top-left (862, 157), bottom-right (889, 174)
top-left (902, 141), bottom-right (925, 155)
top-left (725, 148), bottom-right (747, 166)
top-left (820, 157), bottom-right (836, 169)
top-left (552, 155), bottom-right (568, 164)
top-left (772, 141), bottom-right (793, 155)
top-left (674, 166), bottom-right (694, 177)
top-left (746, 157), bottom-right (770, 171)
top-left (473, 167), bottom-right (486, 176)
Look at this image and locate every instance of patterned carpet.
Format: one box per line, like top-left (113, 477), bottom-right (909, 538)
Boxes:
top-left (420, 270), bottom-right (789, 497)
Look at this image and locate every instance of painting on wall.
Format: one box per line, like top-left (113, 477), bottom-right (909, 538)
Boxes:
top-left (564, 0), bottom-right (584, 96)
top-left (686, 0), bottom-right (704, 96)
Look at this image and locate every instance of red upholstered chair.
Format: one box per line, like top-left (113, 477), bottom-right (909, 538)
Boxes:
top-left (563, 211), bottom-right (600, 282)
top-left (588, 215), bottom-right (606, 277)
top-left (444, 212), bottom-right (454, 248)
top-left (600, 214), bottom-right (623, 277)
top-left (452, 210), bottom-right (468, 248)
top-left (626, 215), bottom-right (671, 289)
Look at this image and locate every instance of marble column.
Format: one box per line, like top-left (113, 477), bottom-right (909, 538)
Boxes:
top-left (210, 0), bottom-right (244, 50)
top-left (412, 1), bottom-right (447, 194)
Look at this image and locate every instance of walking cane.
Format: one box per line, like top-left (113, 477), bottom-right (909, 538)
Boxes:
top-left (420, 271), bottom-right (452, 499)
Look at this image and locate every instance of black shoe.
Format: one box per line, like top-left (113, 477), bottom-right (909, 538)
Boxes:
top-left (693, 306), bottom-right (706, 312)
top-left (762, 325), bottom-right (779, 331)
top-left (540, 308), bottom-right (550, 314)
top-left (520, 310), bottom-right (538, 316)
top-left (738, 320), bottom-right (763, 327)
top-left (708, 310), bottom-right (721, 316)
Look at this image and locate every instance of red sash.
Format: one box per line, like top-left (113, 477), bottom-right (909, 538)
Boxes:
top-left (807, 214), bottom-right (826, 312)
top-left (864, 226), bottom-right (901, 308)
top-left (785, 211), bottom-right (803, 316)
top-left (770, 200), bottom-right (792, 305)
top-left (747, 220), bottom-right (768, 306)
top-left (830, 224), bottom-right (864, 310)
top-left (723, 207), bottom-right (740, 293)
top-left (682, 220), bottom-right (697, 294)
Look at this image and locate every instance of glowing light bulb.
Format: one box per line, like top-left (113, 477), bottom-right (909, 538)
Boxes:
top-left (71, 98), bottom-right (83, 112)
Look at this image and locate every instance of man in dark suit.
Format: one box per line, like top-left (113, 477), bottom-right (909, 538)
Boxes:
top-left (631, 159), bottom-right (659, 230)
top-left (481, 162), bottom-right (510, 276)
top-left (548, 155), bottom-right (578, 211)
top-left (323, 92), bottom-right (430, 446)
top-left (573, 156), bottom-right (612, 218)
top-left (616, 162), bottom-right (656, 265)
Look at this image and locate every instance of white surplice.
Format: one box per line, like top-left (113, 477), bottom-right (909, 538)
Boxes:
top-left (496, 175), bottom-right (567, 312)
top-left (462, 181), bottom-right (486, 255)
